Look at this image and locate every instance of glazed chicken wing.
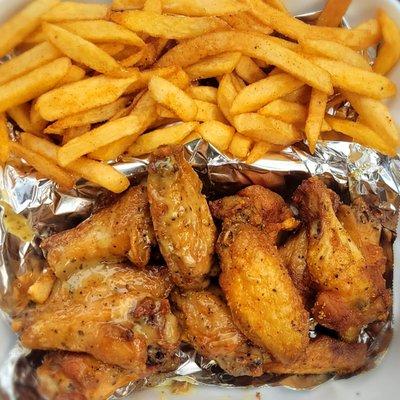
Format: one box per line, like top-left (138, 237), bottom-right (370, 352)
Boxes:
top-left (147, 146), bottom-right (216, 289)
top-left (41, 185), bottom-right (155, 280)
top-left (293, 177), bottom-right (390, 341)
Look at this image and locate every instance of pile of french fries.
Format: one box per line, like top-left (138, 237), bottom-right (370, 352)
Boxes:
top-left (0, 0), bottom-right (399, 193)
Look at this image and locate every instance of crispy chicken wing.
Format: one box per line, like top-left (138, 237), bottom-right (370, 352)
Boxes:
top-left (147, 146), bottom-right (216, 289)
top-left (41, 185), bottom-right (155, 279)
top-left (14, 264), bottom-right (180, 370)
top-left (217, 222), bottom-right (309, 363)
top-left (172, 289), bottom-right (266, 377)
top-left (293, 177), bottom-right (390, 341)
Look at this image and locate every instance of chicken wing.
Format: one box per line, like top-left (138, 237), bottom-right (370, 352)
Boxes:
top-left (147, 146), bottom-right (216, 289)
top-left (41, 185), bottom-right (155, 280)
top-left (217, 222), bottom-right (309, 363)
top-left (14, 264), bottom-right (180, 370)
top-left (293, 177), bottom-right (390, 341)
top-left (172, 289), bottom-right (266, 377)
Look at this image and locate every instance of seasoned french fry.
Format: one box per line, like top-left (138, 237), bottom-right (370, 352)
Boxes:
top-left (36, 75), bottom-right (138, 121)
top-left (148, 76), bottom-right (197, 121)
top-left (374, 9), bottom-right (400, 75)
top-left (217, 73), bottom-right (239, 124)
top-left (111, 11), bottom-right (228, 39)
top-left (186, 86), bottom-right (218, 104)
top-left (41, 2), bottom-right (109, 22)
top-left (259, 99), bottom-right (308, 124)
top-left (194, 100), bottom-right (226, 122)
top-left (11, 141), bottom-right (75, 189)
top-left (185, 52), bottom-right (242, 80)
top-left (21, 28), bottom-right (46, 45)
top-left (128, 121), bottom-right (198, 156)
top-left (0, 58), bottom-right (71, 114)
top-left (144, 0), bottom-right (162, 13)
top-left (264, 0), bottom-right (288, 13)
top-left (246, 141), bottom-right (273, 164)
top-left (30, 100), bottom-right (48, 133)
top-left (7, 104), bottom-right (33, 133)
top-left (221, 12), bottom-right (273, 35)
top-left (231, 73), bottom-right (246, 91)
top-left (63, 125), bottom-right (91, 144)
top-left (0, 0), bottom-right (59, 58)
top-left (283, 86), bottom-right (311, 104)
top-left (233, 113), bottom-right (302, 145)
top-left (112, 0), bottom-right (144, 10)
top-left (197, 121), bottom-right (234, 151)
top-left (156, 105), bottom-right (177, 119)
top-left (157, 31), bottom-right (333, 94)
top-left (316, 0), bottom-right (352, 27)
top-left (43, 23), bottom-right (129, 77)
top-left (0, 113), bottom-right (10, 165)
top-left (162, 0), bottom-right (246, 16)
top-left (21, 133), bottom-right (129, 193)
top-left (231, 73), bottom-right (305, 114)
top-left (305, 89), bottom-right (328, 153)
top-left (228, 133), bottom-right (252, 158)
top-left (119, 49), bottom-right (144, 67)
top-left (98, 43), bottom-right (126, 56)
top-left (54, 65), bottom-right (86, 88)
top-left (181, 130), bottom-right (202, 144)
top-left (235, 56), bottom-right (267, 84)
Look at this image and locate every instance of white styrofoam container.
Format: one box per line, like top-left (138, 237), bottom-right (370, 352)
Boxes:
top-left (0, 1), bottom-right (399, 399)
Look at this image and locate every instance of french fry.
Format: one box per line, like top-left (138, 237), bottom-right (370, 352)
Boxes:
top-left (63, 125), bottom-right (91, 144)
top-left (10, 141), bottom-right (75, 190)
top-left (21, 133), bottom-right (129, 193)
top-left (0, 0), bottom-right (59, 58)
top-left (233, 113), bottom-right (302, 145)
top-left (128, 122), bottom-right (198, 156)
top-left (41, 2), bottom-right (109, 22)
top-left (54, 65), bottom-right (86, 88)
top-left (7, 104), bottom-right (33, 133)
top-left (374, 9), bottom-right (400, 75)
top-left (235, 56), bottom-right (267, 84)
top-left (194, 100), bottom-right (226, 122)
top-left (217, 73), bottom-right (239, 124)
top-left (144, 0), bottom-right (162, 13)
top-left (36, 75), bottom-right (138, 121)
top-left (98, 43), bottom-right (126, 56)
top-left (185, 52), bottom-right (242, 80)
top-left (181, 130), bottom-right (202, 144)
top-left (148, 76), bottom-right (197, 121)
top-left (220, 12), bottom-right (273, 35)
top-left (316, 0), bottom-right (352, 27)
top-left (259, 99), bottom-right (308, 124)
top-left (27, 270), bottom-right (56, 304)
top-left (156, 105), bottom-right (177, 119)
top-left (57, 21), bottom-right (145, 47)
top-left (283, 86), bottom-right (311, 104)
top-left (0, 113), bottom-right (10, 165)
top-left (197, 121), bottom-right (234, 151)
top-left (300, 39), bottom-right (372, 70)
top-left (309, 56), bottom-right (396, 99)
top-left (111, 10), bottom-right (228, 40)
top-left (228, 133), bottom-right (252, 158)
top-left (231, 73), bottom-right (305, 114)
top-left (231, 73), bottom-right (246, 92)
top-left (186, 86), bottom-right (218, 104)
top-left (22, 28), bottom-right (46, 45)
top-left (162, 0), bottom-right (247, 16)
top-left (246, 141), bottom-right (273, 164)
top-left (264, 0), bottom-right (288, 13)
top-left (119, 49), bottom-right (144, 67)
top-left (157, 31), bottom-right (333, 94)
top-left (30, 100), bottom-right (48, 133)
top-left (43, 23), bottom-right (129, 77)
top-left (112, 0), bottom-right (144, 10)
top-left (0, 57), bottom-right (71, 114)
top-left (305, 89), bottom-right (328, 153)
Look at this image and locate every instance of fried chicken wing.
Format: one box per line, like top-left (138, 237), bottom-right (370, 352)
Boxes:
top-left (172, 289), bottom-right (265, 377)
top-left (293, 177), bottom-right (390, 341)
top-left (41, 185), bottom-right (155, 279)
top-left (217, 223), bottom-right (309, 363)
top-left (147, 146), bottom-right (216, 289)
top-left (263, 336), bottom-right (367, 375)
top-left (14, 264), bottom-right (180, 370)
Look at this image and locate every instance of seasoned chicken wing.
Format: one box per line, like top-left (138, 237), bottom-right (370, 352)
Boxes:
top-left (41, 185), bottom-right (155, 279)
top-left (14, 264), bottom-right (180, 370)
top-left (293, 177), bottom-right (390, 341)
top-left (172, 289), bottom-right (266, 377)
top-left (147, 146), bottom-right (216, 289)
top-left (217, 222), bottom-right (309, 363)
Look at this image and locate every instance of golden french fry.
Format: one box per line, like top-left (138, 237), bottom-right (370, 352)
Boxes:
top-left (221, 12), bottom-right (273, 35)
top-left (21, 28), bottom-right (46, 45)
top-left (30, 100), bottom-right (48, 133)
top-left (144, 0), bottom-right (162, 13)
top-left (194, 100), bottom-right (226, 122)
top-left (0, 57), bottom-right (71, 114)
top-left (21, 132), bottom-right (130, 193)
top-left (233, 113), bottom-right (302, 146)
top-left (300, 39), bottom-right (371, 70)
top-left (162, 0), bottom-right (247, 16)
top-left (63, 125), bottom-right (91, 144)
top-left (181, 130), bottom-right (202, 144)
top-left (156, 105), bottom-right (177, 119)
top-left (305, 89), bottom-right (328, 153)
top-left (231, 73), bottom-right (305, 114)
top-left (148, 76), bottom-right (197, 121)
top-left (185, 52), bottom-right (242, 80)
top-left (217, 73), bottom-right (239, 124)
top-left (128, 121), bottom-right (198, 156)
top-left (7, 103), bottom-right (33, 133)
top-left (235, 55), bottom-right (267, 84)
top-left (41, 2), bottom-right (109, 22)
top-left (309, 56), bottom-right (396, 99)
top-left (157, 31), bottom-right (333, 94)
top-left (283, 86), bottom-right (311, 104)
top-left (43, 23), bottom-right (129, 77)
top-left (0, 0), bottom-right (59, 58)
top-left (0, 113), bottom-right (10, 165)
top-left (231, 73), bottom-right (246, 91)
top-left (246, 141), bottom-right (273, 164)
top-left (98, 43), bottom-right (126, 56)
top-left (316, 0), bottom-right (352, 27)
top-left (54, 65), bottom-right (86, 88)
top-left (259, 99), bottom-right (307, 124)
top-left (374, 9), bottom-right (400, 75)
top-left (186, 86), bottom-right (218, 104)
top-left (264, 0), bottom-right (288, 13)
top-left (111, 10), bottom-right (228, 39)
top-left (119, 49), bottom-right (144, 67)
top-left (228, 133), bottom-right (252, 158)
top-left (11, 141), bottom-right (75, 189)
top-left (36, 75), bottom-right (138, 121)
top-left (197, 121), bottom-right (234, 151)
top-left (112, 0), bottom-right (144, 11)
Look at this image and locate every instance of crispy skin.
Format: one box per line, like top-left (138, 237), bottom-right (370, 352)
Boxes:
top-left (41, 185), bottom-right (155, 279)
top-left (210, 185), bottom-right (298, 244)
top-left (15, 264), bottom-right (180, 370)
top-left (172, 290), bottom-right (265, 377)
top-left (293, 177), bottom-right (390, 341)
top-left (217, 223), bottom-right (309, 363)
top-left (148, 146), bottom-right (216, 289)
top-left (263, 336), bottom-right (367, 375)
